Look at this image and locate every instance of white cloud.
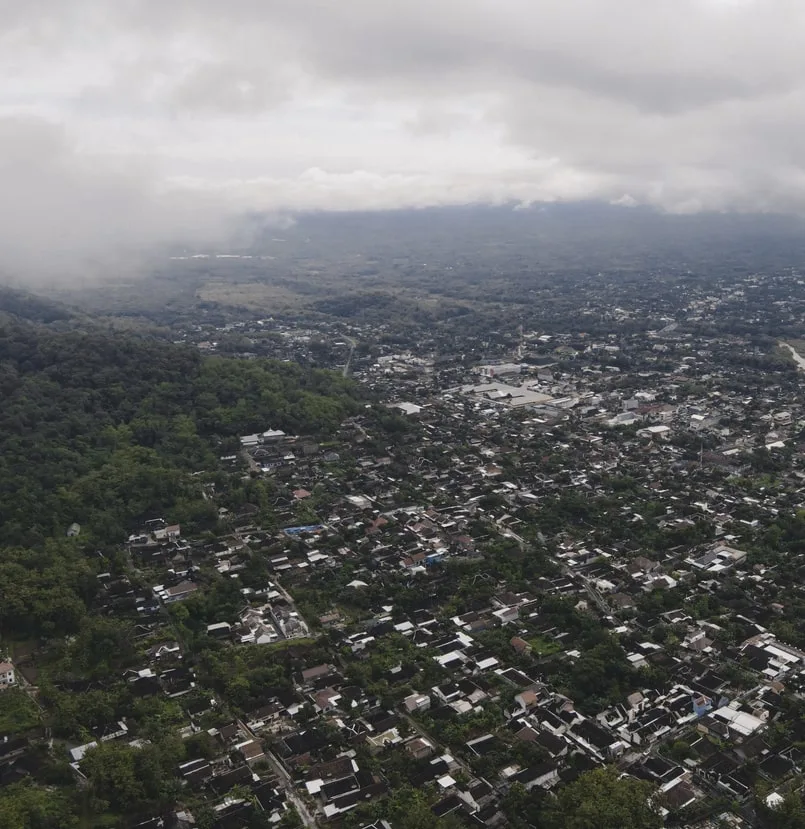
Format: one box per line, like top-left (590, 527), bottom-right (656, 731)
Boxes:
top-left (2, 0), bottom-right (805, 277)
top-left (0, 117), bottom-right (236, 283)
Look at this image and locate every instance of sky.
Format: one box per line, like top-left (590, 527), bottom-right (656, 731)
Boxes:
top-left (1, 0), bottom-right (805, 279)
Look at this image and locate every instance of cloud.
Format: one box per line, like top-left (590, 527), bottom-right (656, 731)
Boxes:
top-left (3, 0), bottom-right (805, 279)
top-left (0, 117), bottom-right (237, 283)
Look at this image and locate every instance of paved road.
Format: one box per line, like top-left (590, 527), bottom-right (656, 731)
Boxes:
top-left (237, 718), bottom-right (319, 828)
top-left (553, 558), bottom-right (612, 617)
top-left (240, 447), bottom-right (261, 473)
top-left (265, 748), bottom-right (319, 829)
top-left (342, 337), bottom-right (357, 378)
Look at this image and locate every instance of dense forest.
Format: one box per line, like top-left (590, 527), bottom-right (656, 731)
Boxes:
top-left (0, 315), bottom-right (363, 826)
top-left (0, 321), bottom-right (359, 547)
top-left (0, 319), bottom-right (360, 634)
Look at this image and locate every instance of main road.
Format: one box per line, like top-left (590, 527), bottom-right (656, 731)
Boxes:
top-left (342, 337), bottom-right (358, 378)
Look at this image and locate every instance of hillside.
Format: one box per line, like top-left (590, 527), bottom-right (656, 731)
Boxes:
top-left (0, 286), bottom-right (76, 324)
top-left (0, 319), bottom-right (359, 633)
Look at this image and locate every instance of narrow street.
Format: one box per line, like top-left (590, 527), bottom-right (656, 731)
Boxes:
top-left (237, 718), bottom-right (319, 828)
top-left (342, 337), bottom-right (357, 378)
top-left (265, 748), bottom-right (319, 829)
top-left (240, 447), bottom-right (261, 473)
top-left (555, 559), bottom-right (612, 617)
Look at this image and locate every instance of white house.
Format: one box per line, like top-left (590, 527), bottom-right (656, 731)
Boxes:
top-left (0, 661), bottom-right (15, 689)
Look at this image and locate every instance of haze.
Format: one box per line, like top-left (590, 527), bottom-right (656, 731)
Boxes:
top-left (2, 0), bottom-right (805, 280)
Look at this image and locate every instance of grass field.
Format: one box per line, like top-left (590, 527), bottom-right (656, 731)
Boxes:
top-left (529, 635), bottom-right (562, 656)
top-left (197, 281), bottom-right (309, 312)
top-left (0, 688), bottom-right (40, 734)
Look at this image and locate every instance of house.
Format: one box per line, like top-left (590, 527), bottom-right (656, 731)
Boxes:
top-left (433, 681), bottom-right (463, 705)
top-left (300, 664), bottom-right (335, 686)
top-left (319, 611), bottom-right (342, 627)
top-left (178, 758), bottom-right (213, 787)
top-left (281, 729), bottom-right (328, 764)
top-left (246, 701), bottom-right (287, 730)
top-left (685, 544), bottom-right (748, 574)
top-left (627, 556), bottom-right (661, 576)
top-left (512, 689), bottom-right (542, 716)
top-left (235, 739), bottom-right (266, 766)
top-left (466, 734), bottom-right (500, 757)
top-left (126, 668), bottom-right (160, 696)
top-left (0, 662), bottom-right (16, 690)
top-left (698, 705), bottom-right (766, 743)
top-left (365, 728), bottom-right (402, 753)
top-left (147, 641), bottom-right (182, 661)
top-left (662, 779), bottom-right (698, 813)
top-left (533, 729), bottom-right (569, 759)
top-left (238, 606), bottom-right (280, 644)
top-left (154, 581), bottom-right (198, 604)
top-left (209, 763), bottom-right (255, 794)
top-left (305, 757), bottom-right (358, 791)
top-left (512, 761), bottom-right (561, 790)
top-left (69, 741), bottom-right (99, 763)
top-left (159, 667), bottom-right (195, 698)
top-left (510, 636), bottom-right (532, 655)
top-left (403, 693), bottom-right (431, 714)
top-left (313, 688), bottom-right (342, 712)
top-left (206, 622), bottom-right (231, 639)
top-left (431, 794), bottom-right (464, 819)
top-left (496, 667), bottom-right (539, 688)
top-left (571, 718), bottom-right (620, 759)
top-left (406, 737), bottom-right (436, 760)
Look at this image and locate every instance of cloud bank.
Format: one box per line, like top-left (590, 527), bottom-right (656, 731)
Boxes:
top-left (2, 0), bottom-right (805, 278)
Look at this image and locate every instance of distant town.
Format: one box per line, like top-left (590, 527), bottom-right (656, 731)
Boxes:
top-left (7, 217), bottom-right (805, 828)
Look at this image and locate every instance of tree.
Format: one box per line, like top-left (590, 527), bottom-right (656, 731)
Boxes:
top-left (69, 616), bottom-right (139, 678)
top-left (80, 743), bottom-right (147, 813)
top-left (80, 740), bottom-right (180, 814)
top-left (0, 780), bottom-right (78, 829)
top-left (0, 688), bottom-right (40, 734)
top-left (501, 781), bottom-right (546, 829)
top-left (668, 740), bottom-right (692, 763)
top-left (542, 767), bottom-right (662, 829)
top-left (757, 791), bottom-right (805, 829)
top-left (383, 785), bottom-right (463, 829)
top-left (277, 808), bottom-right (304, 828)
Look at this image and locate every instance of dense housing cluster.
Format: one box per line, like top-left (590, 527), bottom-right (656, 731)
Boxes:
top-left (7, 220), bottom-right (805, 827)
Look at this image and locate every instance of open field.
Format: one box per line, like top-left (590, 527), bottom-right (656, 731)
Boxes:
top-left (197, 280), bottom-right (310, 312)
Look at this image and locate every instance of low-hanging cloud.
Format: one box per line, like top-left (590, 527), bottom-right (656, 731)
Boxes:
top-left (3, 0), bottom-right (805, 280)
top-left (0, 117), bottom-right (241, 283)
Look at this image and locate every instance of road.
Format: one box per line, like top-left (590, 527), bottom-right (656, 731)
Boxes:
top-left (265, 747), bottom-right (319, 829)
top-left (223, 535), bottom-right (318, 826)
top-left (552, 558), bottom-right (612, 617)
top-left (240, 447), bottom-right (261, 474)
top-left (503, 526), bottom-right (612, 617)
top-left (579, 577), bottom-right (612, 616)
top-left (237, 717), bottom-right (319, 828)
top-left (342, 337), bottom-right (357, 378)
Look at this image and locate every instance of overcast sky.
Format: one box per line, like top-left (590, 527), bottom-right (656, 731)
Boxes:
top-left (2, 0), bottom-right (805, 278)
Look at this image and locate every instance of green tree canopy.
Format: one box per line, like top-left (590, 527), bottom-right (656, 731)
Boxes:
top-left (543, 767), bottom-right (662, 829)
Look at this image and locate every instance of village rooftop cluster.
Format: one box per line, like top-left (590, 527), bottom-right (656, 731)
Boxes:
top-left (8, 266), bottom-right (805, 828)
